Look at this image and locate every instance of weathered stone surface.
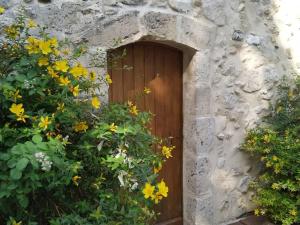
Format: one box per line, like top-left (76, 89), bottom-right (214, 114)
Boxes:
top-left (184, 195), bottom-right (214, 225)
top-left (150, 0), bottom-right (168, 7)
top-left (202, 0), bottom-right (226, 26)
top-left (238, 176), bottom-right (251, 193)
top-left (179, 16), bottom-right (213, 50)
top-left (246, 34), bottom-right (262, 46)
top-left (185, 156), bottom-right (211, 195)
top-left (184, 117), bottom-right (215, 155)
top-left (242, 74), bottom-right (262, 93)
top-left (142, 12), bottom-right (177, 40)
top-left (184, 82), bottom-right (211, 116)
top-left (3, 0), bottom-right (300, 224)
top-left (121, 0), bottom-right (146, 5)
top-left (168, 0), bottom-right (192, 12)
top-left (90, 11), bottom-right (139, 46)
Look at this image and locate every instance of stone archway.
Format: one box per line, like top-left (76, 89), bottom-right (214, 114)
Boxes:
top-left (88, 11), bottom-right (217, 225)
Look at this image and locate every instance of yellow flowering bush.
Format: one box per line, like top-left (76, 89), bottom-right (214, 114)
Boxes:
top-left (242, 79), bottom-right (300, 225)
top-left (0, 14), bottom-right (171, 225)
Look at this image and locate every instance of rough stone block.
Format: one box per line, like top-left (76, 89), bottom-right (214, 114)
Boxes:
top-left (179, 16), bottom-right (213, 50)
top-left (187, 50), bottom-right (211, 81)
top-left (168, 0), bottom-right (193, 12)
top-left (90, 11), bottom-right (139, 46)
top-left (185, 156), bottom-right (211, 195)
top-left (202, 0), bottom-right (226, 26)
top-left (184, 82), bottom-right (211, 116)
top-left (184, 195), bottom-right (214, 225)
top-left (142, 12), bottom-right (177, 40)
top-left (121, 0), bottom-right (146, 5)
top-left (184, 117), bottom-right (215, 155)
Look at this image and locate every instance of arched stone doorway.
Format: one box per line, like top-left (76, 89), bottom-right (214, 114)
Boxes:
top-left (108, 42), bottom-right (183, 225)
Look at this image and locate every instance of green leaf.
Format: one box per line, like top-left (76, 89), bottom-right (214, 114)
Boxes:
top-left (10, 168), bottom-right (22, 180)
top-left (32, 135), bottom-right (42, 144)
top-left (15, 158), bottom-right (29, 171)
top-left (17, 194), bottom-right (29, 208)
top-left (15, 74), bottom-right (27, 82)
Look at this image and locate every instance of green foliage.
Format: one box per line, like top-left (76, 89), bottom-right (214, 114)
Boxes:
top-left (242, 78), bottom-right (300, 225)
top-left (0, 14), bottom-right (170, 225)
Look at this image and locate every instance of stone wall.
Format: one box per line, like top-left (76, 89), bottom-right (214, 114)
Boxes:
top-left (0, 0), bottom-right (298, 224)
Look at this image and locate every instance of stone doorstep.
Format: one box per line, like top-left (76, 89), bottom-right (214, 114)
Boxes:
top-left (228, 216), bottom-right (275, 225)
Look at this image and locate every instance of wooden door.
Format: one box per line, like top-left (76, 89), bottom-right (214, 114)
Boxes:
top-left (108, 42), bottom-right (183, 225)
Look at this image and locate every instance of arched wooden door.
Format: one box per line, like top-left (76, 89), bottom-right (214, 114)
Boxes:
top-left (108, 42), bottom-right (183, 225)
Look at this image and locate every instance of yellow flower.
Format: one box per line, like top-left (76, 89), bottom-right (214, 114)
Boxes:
top-left (38, 116), bottom-right (51, 130)
top-left (49, 37), bottom-right (58, 48)
top-left (272, 155), bottom-right (278, 161)
top-left (9, 103), bottom-right (29, 123)
top-left (39, 40), bottom-right (52, 55)
top-left (56, 103), bottom-right (65, 112)
top-left (4, 26), bottom-right (19, 39)
top-left (9, 103), bottom-right (24, 116)
top-left (70, 85), bottom-right (80, 97)
top-left (91, 96), bottom-right (101, 109)
top-left (109, 123), bottom-right (118, 133)
top-left (54, 60), bottom-right (69, 72)
top-left (162, 145), bottom-right (174, 159)
top-left (11, 219), bottom-right (22, 225)
top-left (69, 63), bottom-right (88, 78)
top-left (266, 161), bottom-right (272, 168)
top-left (53, 49), bottom-right (60, 56)
top-left (72, 175), bottom-right (81, 186)
top-left (144, 87), bottom-right (151, 94)
top-left (25, 36), bottom-right (40, 54)
top-left (263, 134), bottom-right (270, 143)
top-left (58, 76), bottom-right (71, 86)
top-left (254, 209), bottom-right (260, 216)
top-left (142, 182), bottom-right (155, 199)
top-left (74, 121), bottom-right (88, 132)
top-left (11, 90), bottom-right (22, 102)
top-left (276, 106), bottom-right (282, 113)
top-left (38, 57), bottom-right (49, 67)
top-left (289, 209), bottom-right (297, 216)
top-left (62, 48), bottom-right (70, 55)
top-left (105, 73), bottom-right (112, 84)
top-left (47, 66), bottom-right (58, 78)
top-left (89, 71), bottom-right (96, 81)
top-left (0, 6), bottom-right (5, 14)
top-left (151, 192), bottom-right (163, 204)
top-left (271, 183), bottom-right (280, 190)
top-left (274, 163), bottom-right (281, 174)
top-left (260, 156), bottom-right (266, 162)
top-left (130, 105), bottom-right (138, 116)
top-left (127, 101), bottom-right (133, 107)
top-left (17, 113), bottom-right (29, 123)
top-left (27, 19), bottom-right (37, 28)
top-left (154, 162), bottom-right (162, 174)
top-left (157, 180), bottom-right (168, 197)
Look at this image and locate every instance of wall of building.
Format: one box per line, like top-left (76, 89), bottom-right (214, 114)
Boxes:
top-left (0, 0), bottom-right (298, 224)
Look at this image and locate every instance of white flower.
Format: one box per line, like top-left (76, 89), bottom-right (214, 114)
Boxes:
top-left (117, 170), bottom-right (127, 187)
top-left (34, 152), bottom-right (46, 161)
top-left (34, 151), bottom-right (52, 171)
top-left (130, 181), bottom-right (138, 191)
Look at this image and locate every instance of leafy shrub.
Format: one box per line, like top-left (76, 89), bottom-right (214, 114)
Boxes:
top-left (0, 11), bottom-right (172, 225)
top-left (242, 79), bottom-right (300, 225)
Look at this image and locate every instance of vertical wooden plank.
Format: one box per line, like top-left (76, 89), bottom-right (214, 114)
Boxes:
top-left (167, 49), bottom-right (183, 138)
top-left (144, 44), bottom-right (156, 135)
top-left (111, 48), bottom-right (124, 103)
top-left (133, 44), bottom-right (145, 109)
top-left (108, 53), bottom-right (113, 102)
top-left (122, 45), bottom-right (135, 102)
top-left (154, 45), bottom-right (166, 138)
